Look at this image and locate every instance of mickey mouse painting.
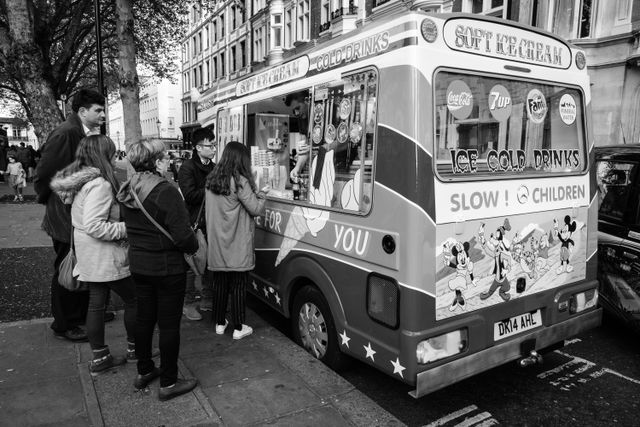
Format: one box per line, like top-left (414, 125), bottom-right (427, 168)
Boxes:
top-left (554, 215), bottom-right (577, 274)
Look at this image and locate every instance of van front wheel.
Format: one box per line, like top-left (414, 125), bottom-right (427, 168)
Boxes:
top-left (291, 286), bottom-right (346, 370)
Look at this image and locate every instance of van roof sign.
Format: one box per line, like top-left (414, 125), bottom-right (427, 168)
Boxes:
top-left (236, 55), bottom-right (310, 97)
top-left (443, 18), bottom-right (571, 69)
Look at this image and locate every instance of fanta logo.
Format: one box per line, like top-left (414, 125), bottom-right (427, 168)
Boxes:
top-left (526, 89), bottom-right (547, 124)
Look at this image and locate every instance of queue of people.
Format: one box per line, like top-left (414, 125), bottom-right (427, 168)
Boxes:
top-left (35, 88), bottom-right (267, 401)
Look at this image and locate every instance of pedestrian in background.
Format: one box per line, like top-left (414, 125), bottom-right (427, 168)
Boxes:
top-left (34, 88), bottom-right (105, 342)
top-left (2, 154), bottom-right (26, 201)
top-left (205, 141), bottom-right (268, 340)
top-left (50, 135), bottom-right (136, 374)
top-left (178, 127), bottom-right (216, 321)
top-left (116, 139), bottom-right (199, 401)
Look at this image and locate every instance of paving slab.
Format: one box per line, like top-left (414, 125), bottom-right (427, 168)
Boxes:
top-left (204, 369), bottom-right (322, 426)
top-left (0, 377), bottom-right (90, 426)
top-left (182, 338), bottom-right (283, 388)
top-left (331, 389), bottom-right (406, 427)
top-left (258, 404), bottom-right (351, 427)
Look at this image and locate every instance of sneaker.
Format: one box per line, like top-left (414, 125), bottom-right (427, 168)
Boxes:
top-left (182, 304), bottom-right (202, 321)
top-left (89, 354), bottom-right (127, 374)
top-left (54, 326), bottom-right (88, 342)
top-left (12, 195), bottom-right (18, 202)
top-left (158, 378), bottom-right (198, 401)
top-left (215, 319), bottom-right (228, 335)
top-left (17, 195), bottom-right (23, 202)
top-left (199, 299), bottom-right (213, 312)
top-left (133, 367), bottom-right (161, 390)
top-left (232, 324), bottom-right (253, 340)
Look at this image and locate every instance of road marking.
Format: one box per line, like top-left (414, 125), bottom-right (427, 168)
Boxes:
top-left (424, 405), bottom-right (499, 427)
top-left (538, 350), bottom-right (640, 391)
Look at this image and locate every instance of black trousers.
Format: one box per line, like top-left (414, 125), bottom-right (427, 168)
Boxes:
top-left (50, 239), bottom-right (89, 333)
top-left (212, 271), bottom-right (248, 330)
top-left (133, 272), bottom-right (185, 387)
top-left (86, 277), bottom-right (136, 351)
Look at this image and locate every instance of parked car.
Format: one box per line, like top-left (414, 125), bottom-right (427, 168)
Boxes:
top-left (595, 144), bottom-right (640, 333)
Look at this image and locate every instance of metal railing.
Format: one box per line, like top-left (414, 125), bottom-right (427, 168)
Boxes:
top-left (319, 21), bottom-right (330, 32)
top-left (331, 5), bottom-right (358, 20)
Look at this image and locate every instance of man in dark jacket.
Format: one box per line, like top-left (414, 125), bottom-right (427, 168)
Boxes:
top-left (178, 127), bottom-right (216, 320)
top-left (34, 88), bottom-right (105, 342)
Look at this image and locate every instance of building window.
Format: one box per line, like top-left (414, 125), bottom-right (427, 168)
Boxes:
top-left (205, 60), bottom-right (210, 84)
top-left (579, 0), bottom-right (594, 38)
top-left (220, 13), bottom-right (225, 38)
top-left (192, 36), bottom-right (197, 56)
top-left (617, 0), bottom-right (630, 21)
top-left (321, 0), bottom-right (330, 24)
top-left (240, 40), bottom-right (246, 68)
top-left (271, 13), bottom-right (283, 49)
top-left (297, 0), bottom-right (310, 41)
top-left (167, 117), bottom-right (175, 130)
top-left (231, 46), bottom-right (237, 72)
top-left (204, 26), bottom-right (209, 49)
top-left (198, 64), bottom-right (203, 86)
top-left (253, 26), bottom-right (264, 61)
top-left (213, 21), bottom-right (218, 42)
top-left (221, 51), bottom-right (226, 76)
top-left (232, 5), bottom-right (237, 30)
top-left (462, 0), bottom-right (506, 18)
top-left (214, 57), bottom-right (218, 79)
top-left (285, 7), bottom-right (293, 48)
top-left (193, 68), bottom-right (198, 88)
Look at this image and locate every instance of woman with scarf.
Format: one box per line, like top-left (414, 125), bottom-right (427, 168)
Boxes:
top-left (116, 139), bottom-right (198, 402)
top-left (50, 135), bottom-right (136, 374)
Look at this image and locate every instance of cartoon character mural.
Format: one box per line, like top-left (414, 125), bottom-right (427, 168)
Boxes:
top-left (478, 219), bottom-right (513, 301)
top-left (554, 215), bottom-right (577, 274)
top-left (520, 234), bottom-right (550, 280)
top-left (442, 241), bottom-right (477, 311)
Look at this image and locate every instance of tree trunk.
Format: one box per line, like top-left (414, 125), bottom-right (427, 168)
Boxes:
top-left (3, 0), bottom-right (62, 145)
top-left (115, 0), bottom-right (142, 150)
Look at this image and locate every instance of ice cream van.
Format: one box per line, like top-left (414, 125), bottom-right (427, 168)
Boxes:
top-left (198, 11), bottom-right (601, 397)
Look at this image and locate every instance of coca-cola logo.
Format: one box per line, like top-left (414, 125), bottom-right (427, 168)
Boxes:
top-left (447, 80), bottom-right (473, 120)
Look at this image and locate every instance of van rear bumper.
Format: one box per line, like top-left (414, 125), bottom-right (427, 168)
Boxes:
top-left (409, 308), bottom-right (602, 398)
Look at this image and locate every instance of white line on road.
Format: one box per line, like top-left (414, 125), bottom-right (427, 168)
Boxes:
top-left (455, 412), bottom-right (493, 427)
top-left (424, 405), bottom-right (478, 427)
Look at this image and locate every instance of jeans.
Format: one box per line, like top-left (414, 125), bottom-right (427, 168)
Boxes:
top-left (133, 272), bottom-right (185, 387)
top-left (86, 277), bottom-right (136, 351)
top-left (184, 268), bottom-right (214, 305)
top-left (50, 239), bottom-right (89, 333)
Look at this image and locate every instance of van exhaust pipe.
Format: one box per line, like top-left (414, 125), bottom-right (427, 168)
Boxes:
top-left (519, 350), bottom-right (543, 367)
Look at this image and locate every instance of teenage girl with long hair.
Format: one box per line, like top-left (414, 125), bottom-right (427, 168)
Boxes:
top-left (205, 141), bottom-right (267, 339)
top-left (51, 134), bottom-right (136, 373)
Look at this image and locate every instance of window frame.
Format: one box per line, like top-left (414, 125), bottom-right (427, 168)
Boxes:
top-left (433, 67), bottom-right (590, 183)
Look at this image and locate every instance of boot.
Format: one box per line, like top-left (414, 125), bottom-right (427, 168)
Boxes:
top-left (89, 347), bottom-right (126, 374)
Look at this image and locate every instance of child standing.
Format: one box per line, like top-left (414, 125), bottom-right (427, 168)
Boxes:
top-left (3, 155), bottom-right (26, 201)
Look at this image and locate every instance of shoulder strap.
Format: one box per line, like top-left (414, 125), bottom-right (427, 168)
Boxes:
top-left (194, 197), bottom-right (206, 227)
top-left (129, 189), bottom-right (176, 244)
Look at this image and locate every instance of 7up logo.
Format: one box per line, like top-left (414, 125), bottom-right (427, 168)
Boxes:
top-left (488, 84), bottom-right (512, 122)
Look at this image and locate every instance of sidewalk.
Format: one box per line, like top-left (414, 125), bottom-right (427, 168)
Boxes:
top-left (0, 186), bottom-right (404, 426)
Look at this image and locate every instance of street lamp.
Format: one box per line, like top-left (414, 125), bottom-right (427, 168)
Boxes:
top-left (156, 119), bottom-right (161, 138)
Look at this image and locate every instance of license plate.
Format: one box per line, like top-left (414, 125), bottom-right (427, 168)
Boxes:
top-left (494, 310), bottom-right (542, 341)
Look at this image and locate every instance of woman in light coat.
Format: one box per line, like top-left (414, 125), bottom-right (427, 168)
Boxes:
top-left (51, 135), bottom-right (136, 374)
top-left (205, 141), bottom-right (267, 340)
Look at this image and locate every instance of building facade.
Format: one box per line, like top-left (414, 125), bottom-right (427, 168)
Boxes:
top-left (180, 0), bottom-right (640, 146)
top-left (108, 77), bottom-right (182, 151)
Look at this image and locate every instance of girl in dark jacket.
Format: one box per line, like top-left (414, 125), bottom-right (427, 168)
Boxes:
top-left (116, 139), bottom-right (199, 401)
top-left (205, 141), bottom-right (267, 340)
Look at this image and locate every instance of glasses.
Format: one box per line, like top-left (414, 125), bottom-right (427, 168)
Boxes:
top-left (199, 144), bottom-right (215, 149)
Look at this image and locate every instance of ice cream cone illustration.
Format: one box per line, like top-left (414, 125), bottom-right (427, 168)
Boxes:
top-left (275, 207), bottom-right (310, 266)
top-left (275, 149), bottom-right (335, 266)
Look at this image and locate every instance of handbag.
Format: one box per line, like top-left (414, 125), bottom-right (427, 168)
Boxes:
top-left (130, 190), bottom-right (207, 275)
top-left (58, 226), bottom-right (88, 292)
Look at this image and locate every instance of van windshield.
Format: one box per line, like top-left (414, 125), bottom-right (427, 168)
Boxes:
top-left (434, 70), bottom-right (586, 179)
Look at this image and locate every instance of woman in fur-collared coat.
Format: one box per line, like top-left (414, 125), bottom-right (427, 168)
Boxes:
top-left (50, 135), bottom-right (136, 374)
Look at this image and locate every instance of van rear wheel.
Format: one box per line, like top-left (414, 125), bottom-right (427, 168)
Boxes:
top-left (291, 286), bottom-right (346, 370)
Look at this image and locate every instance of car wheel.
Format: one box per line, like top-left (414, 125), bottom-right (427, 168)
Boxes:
top-left (291, 285), bottom-right (347, 370)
